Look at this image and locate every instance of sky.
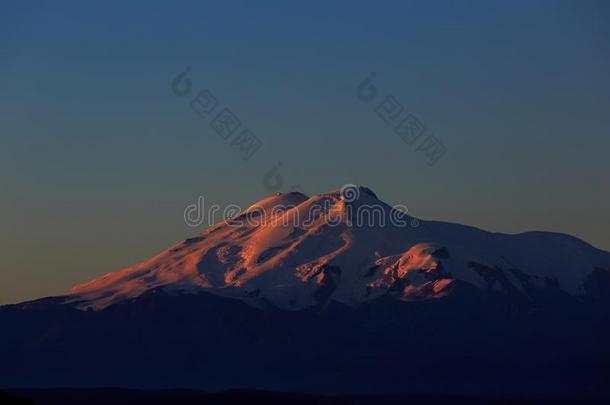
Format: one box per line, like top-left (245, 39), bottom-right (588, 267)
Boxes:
top-left (1, 0), bottom-right (609, 305)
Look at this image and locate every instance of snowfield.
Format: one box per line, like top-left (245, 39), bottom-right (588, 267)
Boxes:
top-left (66, 187), bottom-right (610, 310)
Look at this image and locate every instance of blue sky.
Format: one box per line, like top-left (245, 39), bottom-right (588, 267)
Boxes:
top-left (1, 0), bottom-right (609, 304)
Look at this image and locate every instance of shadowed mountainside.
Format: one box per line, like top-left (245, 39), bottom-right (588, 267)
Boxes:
top-left (1, 286), bottom-right (610, 396)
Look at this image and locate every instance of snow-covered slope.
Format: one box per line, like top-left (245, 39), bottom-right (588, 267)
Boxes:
top-left (66, 187), bottom-right (610, 310)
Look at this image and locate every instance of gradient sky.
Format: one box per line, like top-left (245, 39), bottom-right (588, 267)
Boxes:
top-left (1, 0), bottom-right (609, 305)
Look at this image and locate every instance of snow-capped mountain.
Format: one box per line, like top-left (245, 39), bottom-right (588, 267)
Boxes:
top-left (66, 186), bottom-right (610, 310)
top-left (3, 186), bottom-right (610, 395)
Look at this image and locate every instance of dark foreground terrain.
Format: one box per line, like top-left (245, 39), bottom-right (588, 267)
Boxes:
top-left (3, 388), bottom-right (610, 405)
top-left (1, 286), bottom-right (610, 398)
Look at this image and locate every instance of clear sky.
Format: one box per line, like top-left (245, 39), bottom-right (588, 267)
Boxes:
top-left (1, 0), bottom-right (609, 305)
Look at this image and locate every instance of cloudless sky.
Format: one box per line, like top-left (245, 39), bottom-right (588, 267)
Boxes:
top-left (1, 0), bottom-right (609, 304)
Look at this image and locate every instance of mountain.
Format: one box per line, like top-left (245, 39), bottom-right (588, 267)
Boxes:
top-left (1, 187), bottom-right (610, 398)
top-left (66, 186), bottom-right (610, 310)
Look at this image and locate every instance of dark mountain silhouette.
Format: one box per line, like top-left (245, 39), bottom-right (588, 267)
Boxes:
top-left (1, 287), bottom-right (610, 397)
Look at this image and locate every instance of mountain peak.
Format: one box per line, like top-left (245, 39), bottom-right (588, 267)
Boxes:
top-left (324, 185), bottom-right (379, 202)
top-left (243, 191), bottom-right (309, 215)
top-left (65, 186), bottom-right (610, 311)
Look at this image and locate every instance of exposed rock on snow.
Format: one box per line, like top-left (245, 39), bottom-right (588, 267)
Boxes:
top-left (66, 187), bottom-right (610, 310)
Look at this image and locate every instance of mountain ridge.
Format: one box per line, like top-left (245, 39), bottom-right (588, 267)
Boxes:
top-left (57, 186), bottom-right (610, 311)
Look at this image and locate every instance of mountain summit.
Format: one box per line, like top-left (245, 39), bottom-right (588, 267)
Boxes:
top-left (3, 186), bottom-right (610, 395)
top-left (66, 186), bottom-right (610, 310)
